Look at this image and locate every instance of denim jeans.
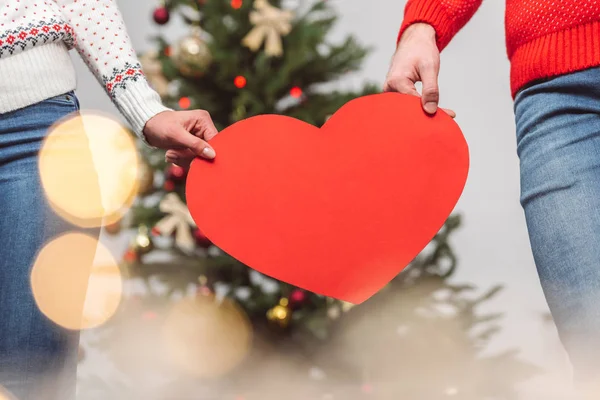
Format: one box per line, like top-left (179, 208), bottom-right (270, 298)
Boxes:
top-left (0, 92), bottom-right (99, 400)
top-left (515, 66), bottom-right (600, 396)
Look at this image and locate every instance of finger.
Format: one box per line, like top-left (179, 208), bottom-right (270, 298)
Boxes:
top-left (165, 148), bottom-right (196, 168)
top-left (383, 76), bottom-right (420, 97)
top-left (419, 62), bottom-right (440, 115)
top-left (170, 126), bottom-right (216, 160)
top-left (441, 108), bottom-right (456, 118)
top-left (186, 110), bottom-right (219, 141)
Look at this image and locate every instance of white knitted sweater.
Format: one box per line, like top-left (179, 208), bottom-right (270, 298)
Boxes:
top-left (0, 0), bottom-right (169, 137)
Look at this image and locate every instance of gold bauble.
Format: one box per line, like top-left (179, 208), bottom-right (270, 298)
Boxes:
top-left (266, 298), bottom-right (292, 328)
top-left (175, 27), bottom-right (212, 77)
top-left (163, 293), bottom-right (252, 379)
top-left (137, 159), bottom-right (154, 196)
top-left (132, 225), bottom-right (154, 255)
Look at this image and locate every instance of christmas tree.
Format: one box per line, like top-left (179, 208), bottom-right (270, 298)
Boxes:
top-left (77, 0), bottom-right (538, 398)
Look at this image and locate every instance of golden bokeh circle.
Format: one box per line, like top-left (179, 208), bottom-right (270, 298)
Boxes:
top-left (0, 386), bottom-right (17, 400)
top-left (31, 232), bottom-right (123, 330)
top-left (162, 295), bottom-right (252, 378)
top-left (39, 112), bottom-right (139, 228)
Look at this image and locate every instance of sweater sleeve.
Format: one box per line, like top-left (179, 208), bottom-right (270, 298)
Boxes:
top-left (398, 0), bottom-right (483, 51)
top-left (52, 0), bottom-right (171, 140)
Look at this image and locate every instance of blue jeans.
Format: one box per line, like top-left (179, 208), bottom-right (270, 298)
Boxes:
top-left (515, 66), bottom-right (600, 395)
top-left (0, 92), bottom-right (99, 400)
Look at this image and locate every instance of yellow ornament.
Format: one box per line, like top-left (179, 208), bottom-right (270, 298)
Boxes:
top-left (175, 27), bottom-right (213, 77)
top-left (132, 225), bottom-right (154, 255)
top-left (242, 0), bottom-right (294, 57)
top-left (266, 297), bottom-right (292, 328)
top-left (162, 293), bottom-right (252, 379)
top-left (137, 159), bottom-right (154, 196)
top-left (139, 51), bottom-right (170, 97)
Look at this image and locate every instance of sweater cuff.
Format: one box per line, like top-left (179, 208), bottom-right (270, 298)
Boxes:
top-left (397, 1), bottom-right (455, 51)
top-left (112, 79), bottom-right (172, 146)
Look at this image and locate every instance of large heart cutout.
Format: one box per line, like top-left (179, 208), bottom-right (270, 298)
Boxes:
top-left (186, 93), bottom-right (469, 304)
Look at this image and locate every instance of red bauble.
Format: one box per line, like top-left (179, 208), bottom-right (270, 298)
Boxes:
top-left (289, 289), bottom-right (307, 306)
top-left (193, 228), bottom-right (212, 248)
top-left (153, 7), bottom-right (170, 25)
top-left (164, 180), bottom-right (176, 191)
top-left (168, 164), bottom-right (187, 181)
top-left (123, 248), bottom-right (139, 263)
top-left (290, 86), bottom-right (303, 98)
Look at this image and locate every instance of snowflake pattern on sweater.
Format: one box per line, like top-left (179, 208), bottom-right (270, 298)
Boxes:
top-left (0, 0), bottom-right (169, 135)
top-left (1, 0), bottom-right (149, 96)
top-left (0, 19), bottom-right (74, 56)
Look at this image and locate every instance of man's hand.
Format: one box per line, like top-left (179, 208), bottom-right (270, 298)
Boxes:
top-left (143, 110), bottom-right (219, 168)
top-left (384, 23), bottom-right (455, 118)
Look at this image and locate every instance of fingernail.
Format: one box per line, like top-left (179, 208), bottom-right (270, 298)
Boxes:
top-left (424, 102), bottom-right (437, 114)
top-left (202, 146), bottom-right (216, 159)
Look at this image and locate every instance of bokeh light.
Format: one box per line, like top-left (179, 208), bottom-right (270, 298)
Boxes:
top-left (31, 232), bottom-right (123, 330)
top-left (162, 294), bottom-right (252, 378)
top-left (234, 75), bottom-right (247, 88)
top-left (179, 97), bottom-right (191, 109)
top-left (0, 386), bottom-right (17, 400)
top-left (231, 0), bottom-right (243, 9)
top-left (39, 112), bottom-right (139, 228)
top-left (290, 86), bottom-right (303, 98)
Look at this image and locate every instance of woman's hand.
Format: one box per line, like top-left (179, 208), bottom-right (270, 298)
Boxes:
top-left (143, 110), bottom-right (219, 168)
top-left (384, 23), bottom-right (455, 118)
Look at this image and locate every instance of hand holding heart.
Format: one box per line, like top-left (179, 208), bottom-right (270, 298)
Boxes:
top-left (186, 92), bottom-right (469, 304)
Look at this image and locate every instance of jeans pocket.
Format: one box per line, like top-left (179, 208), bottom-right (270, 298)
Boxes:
top-left (44, 91), bottom-right (79, 110)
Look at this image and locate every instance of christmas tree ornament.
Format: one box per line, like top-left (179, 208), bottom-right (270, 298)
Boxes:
top-left (123, 247), bottom-right (139, 263)
top-left (139, 51), bottom-right (169, 97)
top-left (290, 86), bottom-right (303, 98)
top-left (289, 288), bottom-right (307, 307)
top-left (137, 158), bottom-right (155, 195)
top-left (132, 225), bottom-right (154, 255)
top-left (153, 4), bottom-right (170, 25)
top-left (234, 75), bottom-right (247, 88)
top-left (162, 292), bottom-right (252, 379)
top-left (231, 0), bottom-right (243, 9)
top-left (167, 164), bottom-right (187, 182)
top-left (175, 27), bottom-right (213, 77)
top-left (163, 179), bottom-right (176, 192)
top-left (154, 193), bottom-right (197, 253)
top-left (178, 96), bottom-right (191, 110)
top-left (104, 220), bottom-right (121, 235)
top-left (266, 297), bottom-right (292, 328)
top-left (242, 0), bottom-right (294, 57)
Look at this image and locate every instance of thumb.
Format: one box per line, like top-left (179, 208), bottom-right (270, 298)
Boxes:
top-left (419, 64), bottom-right (440, 115)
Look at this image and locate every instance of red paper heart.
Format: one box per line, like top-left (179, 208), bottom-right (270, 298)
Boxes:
top-left (186, 93), bottom-right (469, 304)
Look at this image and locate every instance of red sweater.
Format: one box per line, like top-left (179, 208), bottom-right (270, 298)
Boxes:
top-left (398, 0), bottom-right (600, 98)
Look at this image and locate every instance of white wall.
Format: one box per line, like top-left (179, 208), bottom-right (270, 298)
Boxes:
top-left (72, 1), bottom-right (572, 395)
